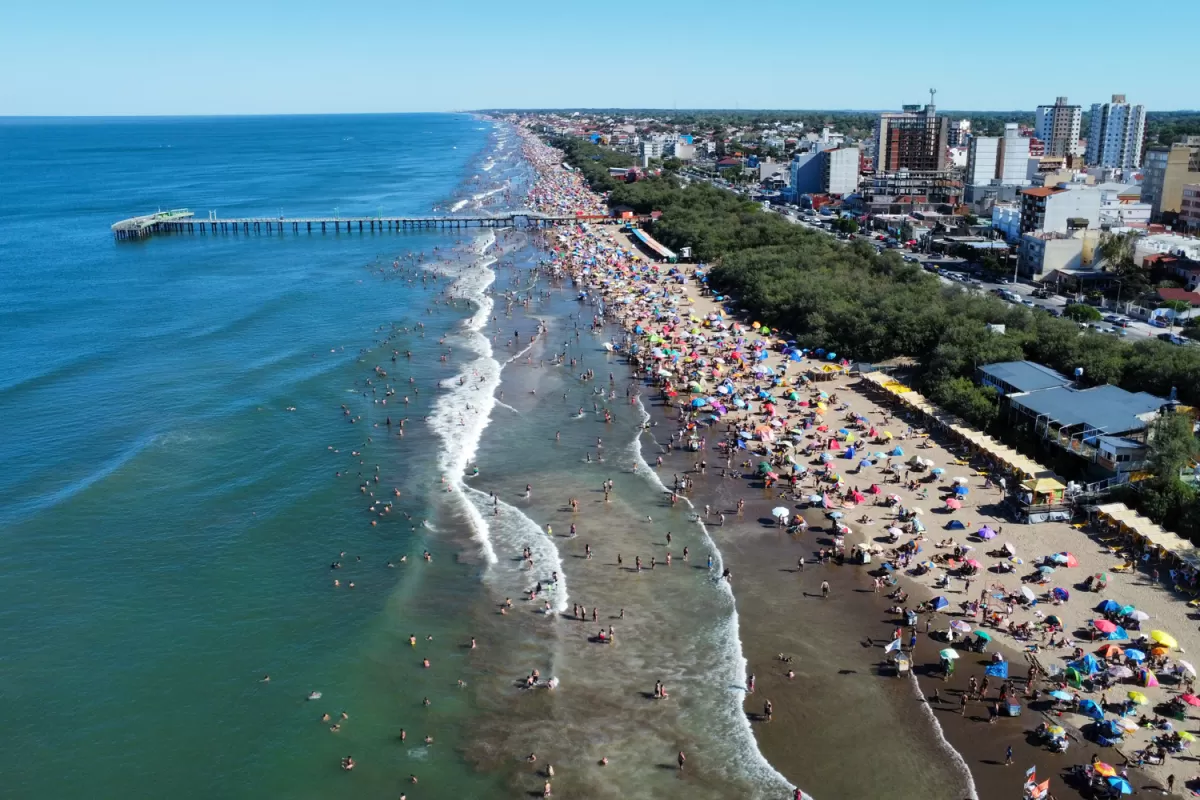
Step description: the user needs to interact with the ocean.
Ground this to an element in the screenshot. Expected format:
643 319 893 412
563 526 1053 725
0 114 792 799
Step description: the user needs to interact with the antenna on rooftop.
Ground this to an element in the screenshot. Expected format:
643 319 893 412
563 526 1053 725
929 88 937 109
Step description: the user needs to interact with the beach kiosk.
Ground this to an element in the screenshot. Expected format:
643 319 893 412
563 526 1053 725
1011 473 1071 524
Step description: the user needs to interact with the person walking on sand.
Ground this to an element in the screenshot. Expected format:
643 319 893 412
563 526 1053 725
1005 745 1013 766
821 580 830 598
677 751 686 771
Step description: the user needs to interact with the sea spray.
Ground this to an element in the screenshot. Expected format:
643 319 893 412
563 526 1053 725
427 231 568 612
631 397 805 800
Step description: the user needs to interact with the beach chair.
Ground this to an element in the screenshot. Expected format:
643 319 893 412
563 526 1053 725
1111 563 1133 573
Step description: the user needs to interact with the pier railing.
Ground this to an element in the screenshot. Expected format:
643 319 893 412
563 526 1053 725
111 209 610 240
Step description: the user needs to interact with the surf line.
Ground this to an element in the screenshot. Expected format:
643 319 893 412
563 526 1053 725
630 397 806 800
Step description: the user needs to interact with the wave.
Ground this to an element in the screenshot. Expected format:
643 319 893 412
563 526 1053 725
426 231 567 613
450 198 470 213
906 672 979 799
631 398 802 799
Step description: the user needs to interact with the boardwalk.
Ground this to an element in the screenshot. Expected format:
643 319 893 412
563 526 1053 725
111 209 608 240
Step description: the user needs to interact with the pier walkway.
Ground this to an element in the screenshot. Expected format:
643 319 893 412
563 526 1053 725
111 209 607 240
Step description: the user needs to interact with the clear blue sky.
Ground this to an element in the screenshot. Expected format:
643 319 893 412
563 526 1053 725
2 0 1197 116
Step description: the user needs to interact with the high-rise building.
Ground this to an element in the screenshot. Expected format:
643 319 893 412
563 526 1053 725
1086 95 1146 169
1142 143 1200 220
874 103 949 173
1035 97 1082 157
948 119 972 147
965 124 1030 197
965 137 999 187
788 146 860 197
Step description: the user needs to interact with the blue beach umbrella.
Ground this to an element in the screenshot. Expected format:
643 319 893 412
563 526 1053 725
1097 599 1122 613
1078 698 1104 720
985 661 1009 679
1124 648 1147 662
859 459 873 469
1108 627 1129 640
890 447 904 457
1049 690 1073 701
827 511 844 519
1107 777 1133 795
807 494 823 504
931 467 945 475
954 485 969 496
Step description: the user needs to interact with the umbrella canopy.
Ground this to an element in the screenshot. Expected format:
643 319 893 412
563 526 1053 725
974 630 992 641
886 526 904 537
953 485 969 496
1093 619 1118 634
939 648 960 660
1020 586 1036 602
1093 762 1117 778
826 510 844 519
1127 690 1149 705
772 506 790 518
953 476 969 485
1057 552 1079 568
1180 694 1200 707
965 558 982 568
945 498 962 510
931 467 945 475
1127 609 1150 622
949 620 972 633
1046 615 1063 626
1107 777 1133 795
977 525 995 538
1049 689 1073 701
931 596 950 611
1052 587 1070 601
1150 630 1178 649
1096 644 1124 659
1108 665 1134 679
1096 599 1121 614
1124 648 1147 662
1180 660 1197 677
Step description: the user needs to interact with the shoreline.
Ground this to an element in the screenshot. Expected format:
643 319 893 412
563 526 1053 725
511 125 1193 799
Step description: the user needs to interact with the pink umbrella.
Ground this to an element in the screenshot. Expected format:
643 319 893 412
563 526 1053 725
1093 619 1118 634
965 559 982 568
946 498 963 510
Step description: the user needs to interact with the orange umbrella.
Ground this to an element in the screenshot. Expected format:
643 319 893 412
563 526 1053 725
1096 644 1124 659
1093 762 1117 778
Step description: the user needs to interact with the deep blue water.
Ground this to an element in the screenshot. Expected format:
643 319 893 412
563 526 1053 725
0 114 509 799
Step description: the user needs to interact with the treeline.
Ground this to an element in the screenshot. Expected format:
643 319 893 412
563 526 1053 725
605 175 1200 537
551 136 634 194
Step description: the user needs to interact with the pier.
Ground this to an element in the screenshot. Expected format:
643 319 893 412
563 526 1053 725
111 209 609 240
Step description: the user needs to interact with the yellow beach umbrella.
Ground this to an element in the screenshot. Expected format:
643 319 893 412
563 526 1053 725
1093 762 1117 777
1128 691 1149 705
1150 630 1178 649
1047 725 1065 736
1180 731 1196 743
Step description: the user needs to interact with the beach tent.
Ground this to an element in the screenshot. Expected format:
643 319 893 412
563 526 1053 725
931 596 950 611
985 661 1009 679
890 447 904 457
1070 653 1101 674
1107 627 1129 640
1078 698 1104 720
946 519 966 530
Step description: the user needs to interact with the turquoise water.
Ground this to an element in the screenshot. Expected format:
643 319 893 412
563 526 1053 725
0 115 802 800
0 114 512 798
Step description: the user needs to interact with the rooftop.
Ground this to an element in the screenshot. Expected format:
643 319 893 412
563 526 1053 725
1156 288 1200 306
1009 384 1166 436
979 361 1072 394
1021 186 1067 198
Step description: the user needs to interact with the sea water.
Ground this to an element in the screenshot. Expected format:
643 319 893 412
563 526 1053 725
0 114 794 800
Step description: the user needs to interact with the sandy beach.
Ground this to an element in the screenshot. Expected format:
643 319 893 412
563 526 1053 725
517 123 1200 799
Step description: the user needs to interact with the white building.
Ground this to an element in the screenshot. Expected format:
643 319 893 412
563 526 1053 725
992 203 1022 242
1094 183 1151 228
826 147 859 195
1086 95 1146 169
966 137 999 186
998 124 1030 185
1019 184 1102 235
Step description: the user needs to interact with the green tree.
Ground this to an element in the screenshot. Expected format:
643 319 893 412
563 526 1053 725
1159 299 1193 332
899 222 914 242
1064 304 1102 322
661 158 683 173
1146 411 1200 480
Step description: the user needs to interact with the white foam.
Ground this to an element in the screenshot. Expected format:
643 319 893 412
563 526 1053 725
450 198 470 213
630 399 804 799
426 230 567 612
906 672 980 799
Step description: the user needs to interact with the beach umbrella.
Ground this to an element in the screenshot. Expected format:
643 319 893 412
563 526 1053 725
1127 609 1150 622
1108 626 1129 640
931 467 945 476
1078 698 1104 719
886 526 904 537
1150 630 1178 648
1052 587 1070 601
1003 542 1016 555
1180 660 1197 677
1142 669 1160 688
1114 717 1139 733
1107 777 1133 795
1037 565 1056 575
931 596 950 611
973 630 992 641
1057 552 1079 568
1128 690 1149 705
953 476 969 486
1096 599 1122 613
1009 556 1024 565
1093 762 1117 778
772 506 790 519
977 526 995 539
939 648 960 660
953 485 969 496
945 498 962 510
1093 619 1118 634
826 510 844 519
1047 725 1066 736
1180 694 1200 707
949 620 972 634
1180 731 1197 743
1108 665 1134 679
1049 689 1073 701
890 446 904 457
1124 648 1147 662
1046 615 1063 627
807 494 823 504
911 507 924 515
965 559 982 568
1020 586 1036 602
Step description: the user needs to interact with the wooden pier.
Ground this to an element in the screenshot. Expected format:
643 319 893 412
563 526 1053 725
111 209 608 240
